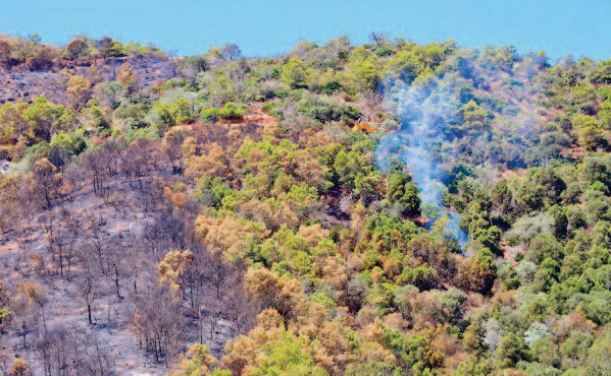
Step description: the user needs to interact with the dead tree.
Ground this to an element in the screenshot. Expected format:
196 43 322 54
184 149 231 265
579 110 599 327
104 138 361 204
36 324 114 376
105 240 125 300
31 158 63 209
86 213 108 275
12 281 48 350
78 272 100 325
131 281 183 364
43 215 74 279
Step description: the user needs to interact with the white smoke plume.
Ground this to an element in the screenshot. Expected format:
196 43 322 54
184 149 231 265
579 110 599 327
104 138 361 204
377 75 468 247
376 50 549 249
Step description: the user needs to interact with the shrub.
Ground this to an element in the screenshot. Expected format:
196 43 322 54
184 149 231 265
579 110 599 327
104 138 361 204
201 102 245 121
296 95 361 124
280 58 312 89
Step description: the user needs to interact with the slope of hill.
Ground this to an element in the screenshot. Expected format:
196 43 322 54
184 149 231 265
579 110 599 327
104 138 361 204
0 54 179 105
0 34 609 376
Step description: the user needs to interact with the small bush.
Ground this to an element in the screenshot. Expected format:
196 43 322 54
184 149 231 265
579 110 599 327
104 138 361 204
201 102 245 121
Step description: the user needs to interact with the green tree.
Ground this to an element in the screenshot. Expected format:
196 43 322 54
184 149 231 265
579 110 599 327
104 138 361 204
250 334 328 376
385 48 428 83
584 327 611 375
459 100 490 136
573 114 606 151
454 356 492 376
495 333 528 369
281 58 311 89
583 156 611 191
23 96 76 143
387 172 421 218
346 47 380 94
590 59 611 85
599 100 611 129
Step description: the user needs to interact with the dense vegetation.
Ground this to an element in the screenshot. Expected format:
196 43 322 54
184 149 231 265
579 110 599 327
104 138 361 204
0 34 609 375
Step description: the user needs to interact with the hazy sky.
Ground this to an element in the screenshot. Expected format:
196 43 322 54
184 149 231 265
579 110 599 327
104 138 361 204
1 0 609 60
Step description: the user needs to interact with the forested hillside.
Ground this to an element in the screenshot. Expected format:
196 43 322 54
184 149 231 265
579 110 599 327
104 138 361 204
0 34 609 375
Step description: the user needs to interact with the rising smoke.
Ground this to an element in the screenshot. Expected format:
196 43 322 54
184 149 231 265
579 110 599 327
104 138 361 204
377 75 468 247
376 50 547 249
